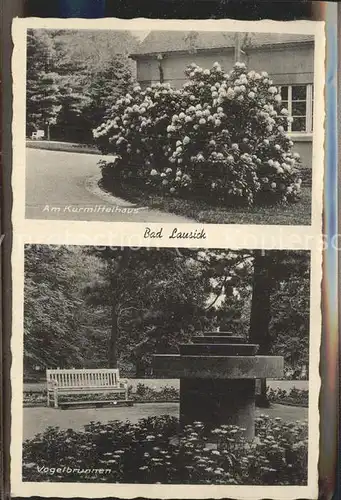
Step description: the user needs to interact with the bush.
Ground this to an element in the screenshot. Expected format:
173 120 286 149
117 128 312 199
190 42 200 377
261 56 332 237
23 415 307 484
267 387 308 407
94 62 303 207
23 384 180 406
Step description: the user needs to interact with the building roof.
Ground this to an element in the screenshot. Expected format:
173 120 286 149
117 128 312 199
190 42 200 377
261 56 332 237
130 31 314 57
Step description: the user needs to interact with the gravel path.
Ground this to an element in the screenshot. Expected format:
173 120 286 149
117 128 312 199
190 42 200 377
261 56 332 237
25 148 193 222
23 402 308 441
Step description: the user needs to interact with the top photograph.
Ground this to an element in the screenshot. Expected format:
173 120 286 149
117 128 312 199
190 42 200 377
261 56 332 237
24 26 321 225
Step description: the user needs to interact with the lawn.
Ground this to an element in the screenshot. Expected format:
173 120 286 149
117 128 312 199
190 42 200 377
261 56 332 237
101 180 312 225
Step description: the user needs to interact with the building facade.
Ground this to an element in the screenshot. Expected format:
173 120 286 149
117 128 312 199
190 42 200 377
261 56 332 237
130 32 315 169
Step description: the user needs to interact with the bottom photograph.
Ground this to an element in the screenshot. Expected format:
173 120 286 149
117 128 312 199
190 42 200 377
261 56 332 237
23 245 310 486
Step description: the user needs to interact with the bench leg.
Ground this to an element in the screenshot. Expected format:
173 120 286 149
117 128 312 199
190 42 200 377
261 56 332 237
54 389 58 409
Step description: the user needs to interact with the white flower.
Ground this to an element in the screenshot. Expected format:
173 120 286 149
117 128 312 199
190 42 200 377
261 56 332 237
237 95 244 102
271 182 277 188
204 69 210 76
166 167 172 174
287 186 293 193
274 94 282 102
268 159 274 167
231 143 239 151
226 88 235 99
294 152 300 159
268 86 277 94
248 91 255 99
261 71 269 77
183 136 190 145
275 144 281 151
170 187 175 193
162 179 168 186
150 169 158 176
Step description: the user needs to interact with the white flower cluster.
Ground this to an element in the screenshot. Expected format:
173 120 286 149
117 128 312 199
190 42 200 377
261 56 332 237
93 61 301 204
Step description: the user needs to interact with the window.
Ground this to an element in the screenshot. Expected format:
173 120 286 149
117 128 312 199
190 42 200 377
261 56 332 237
280 84 313 134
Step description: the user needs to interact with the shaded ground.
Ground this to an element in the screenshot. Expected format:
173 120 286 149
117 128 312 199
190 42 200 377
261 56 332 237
102 180 312 225
23 402 308 441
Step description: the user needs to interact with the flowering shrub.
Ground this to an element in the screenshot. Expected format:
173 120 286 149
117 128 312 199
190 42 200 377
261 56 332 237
267 387 308 407
23 415 307 484
94 62 302 206
23 384 180 406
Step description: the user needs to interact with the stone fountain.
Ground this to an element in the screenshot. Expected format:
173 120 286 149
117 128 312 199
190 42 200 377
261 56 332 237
153 331 283 439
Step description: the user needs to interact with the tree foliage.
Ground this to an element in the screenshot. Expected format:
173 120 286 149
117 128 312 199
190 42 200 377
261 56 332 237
26 29 137 140
24 246 310 378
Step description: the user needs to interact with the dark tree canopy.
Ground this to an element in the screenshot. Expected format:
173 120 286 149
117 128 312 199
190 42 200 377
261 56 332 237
24 246 310 378
26 29 138 141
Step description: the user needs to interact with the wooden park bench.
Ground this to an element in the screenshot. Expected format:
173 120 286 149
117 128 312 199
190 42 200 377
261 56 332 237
46 368 132 409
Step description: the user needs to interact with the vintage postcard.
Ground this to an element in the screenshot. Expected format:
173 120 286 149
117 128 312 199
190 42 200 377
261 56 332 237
12 18 324 226
10 17 325 500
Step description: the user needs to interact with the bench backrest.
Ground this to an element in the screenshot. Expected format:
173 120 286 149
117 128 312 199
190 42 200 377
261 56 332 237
46 368 120 388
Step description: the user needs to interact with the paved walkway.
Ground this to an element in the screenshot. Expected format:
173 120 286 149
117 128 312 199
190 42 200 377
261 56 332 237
25 148 193 222
23 402 308 441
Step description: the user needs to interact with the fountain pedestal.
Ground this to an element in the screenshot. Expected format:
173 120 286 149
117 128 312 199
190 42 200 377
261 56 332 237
153 332 283 439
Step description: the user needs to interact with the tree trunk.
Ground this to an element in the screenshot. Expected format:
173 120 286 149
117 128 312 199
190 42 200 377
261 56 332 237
108 248 130 369
249 251 273 408
108 304 118 368
47 123 51 141
135 359 147 378
249 251 272 351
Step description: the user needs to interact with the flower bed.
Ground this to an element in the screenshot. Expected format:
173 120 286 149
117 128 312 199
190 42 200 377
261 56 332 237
94 62 303 209
24 384 308 407
23 415 308 484
23 384 180 407
267 387 308 407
